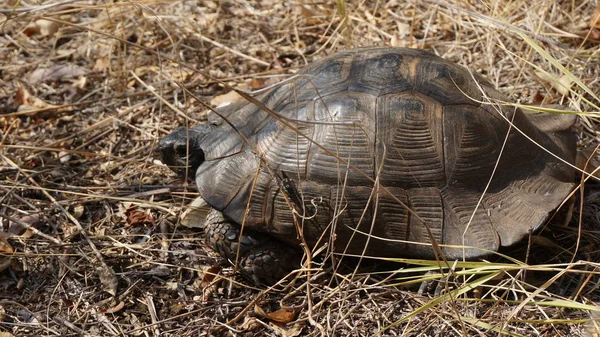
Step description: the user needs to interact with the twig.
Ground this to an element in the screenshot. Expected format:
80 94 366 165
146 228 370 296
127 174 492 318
0 0 81 14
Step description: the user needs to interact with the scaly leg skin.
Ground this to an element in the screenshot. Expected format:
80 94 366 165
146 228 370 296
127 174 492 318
417 270 455 296
203 209 299 285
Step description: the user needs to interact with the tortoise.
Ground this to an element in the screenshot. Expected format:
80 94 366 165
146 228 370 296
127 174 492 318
159 47 576 285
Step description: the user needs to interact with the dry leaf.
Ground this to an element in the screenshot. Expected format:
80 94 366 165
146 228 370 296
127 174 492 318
390 35 400 47
180 197 210 228
250 77 268 89
200 265 223 302
239 316 262 332
15 84 63 112
0 234 14 254
298 5 319 18
270 322 304 337
572 8 600 43
103 301 125 314
591 6 600 29
29 64 88 84
0 332 16 337
531 90 545 104
98 266 118 296
72 76 88 90
196 13 219 29
200 265 222 287
125 207 155 227
24 19 60 37
93 56 111 73
58 151 72 163
589 29 600 41
71 204 85 219
0 305 6 323
267 307 299 324
254 304 299 324
534 71 572 96
391 22 411 48
8 213 39 237
555 74 573 96
60 220 79 238
210 90 243 107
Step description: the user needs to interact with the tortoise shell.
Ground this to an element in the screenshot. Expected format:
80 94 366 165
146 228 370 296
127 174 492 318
191 47 576 259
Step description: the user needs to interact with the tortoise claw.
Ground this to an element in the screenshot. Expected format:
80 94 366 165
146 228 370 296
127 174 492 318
203 209 299 285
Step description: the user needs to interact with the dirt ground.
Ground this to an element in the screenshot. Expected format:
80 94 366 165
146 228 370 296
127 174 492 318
1 1 600 336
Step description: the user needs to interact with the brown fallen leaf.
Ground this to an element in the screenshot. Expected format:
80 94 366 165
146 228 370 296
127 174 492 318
531 90 546 105
591 6 600 29
15 84 62 111
103 301 125 314
254 304 299 324
0 234 13 254
24 19 60 37
93 55 111 73
210 90 243 107
250 77 268 89
589 28 600 41
200 265 222 288
125 207 155 227
199 265 223 302
569 7 600 43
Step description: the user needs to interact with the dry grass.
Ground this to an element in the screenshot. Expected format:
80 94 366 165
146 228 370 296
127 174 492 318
1 0 600 336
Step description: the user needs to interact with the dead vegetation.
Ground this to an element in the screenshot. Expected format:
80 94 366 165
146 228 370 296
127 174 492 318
1 0 600 336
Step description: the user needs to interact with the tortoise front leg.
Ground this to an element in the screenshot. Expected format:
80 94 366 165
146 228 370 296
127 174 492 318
203 209 299 285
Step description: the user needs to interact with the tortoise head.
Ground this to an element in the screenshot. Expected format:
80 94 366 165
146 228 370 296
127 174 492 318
158 124 214 177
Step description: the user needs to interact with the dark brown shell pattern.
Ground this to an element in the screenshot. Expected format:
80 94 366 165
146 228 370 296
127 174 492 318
196 47 576 259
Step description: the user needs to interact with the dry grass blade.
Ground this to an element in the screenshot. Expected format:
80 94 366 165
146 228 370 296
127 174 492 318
516 32 600 107
378 272 502 334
